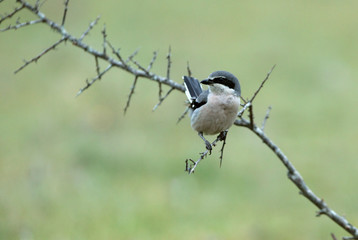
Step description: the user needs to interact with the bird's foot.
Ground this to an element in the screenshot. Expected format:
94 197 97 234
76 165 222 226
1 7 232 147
204 139 212 154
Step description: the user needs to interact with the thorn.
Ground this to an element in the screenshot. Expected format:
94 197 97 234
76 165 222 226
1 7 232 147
124 76 139 114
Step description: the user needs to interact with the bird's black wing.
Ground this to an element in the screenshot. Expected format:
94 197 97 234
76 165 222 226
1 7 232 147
183 76 202 100
183 76 208 110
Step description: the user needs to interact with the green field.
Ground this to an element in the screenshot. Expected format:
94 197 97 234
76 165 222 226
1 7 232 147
1 0 358 239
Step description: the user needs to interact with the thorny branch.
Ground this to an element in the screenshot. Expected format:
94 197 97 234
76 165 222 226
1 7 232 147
185 130 228 174
15 36 67 74
250 64 276 103
61 0 70 26
234 113 358 239
152 46 174 111
123 75 138 114
261 105 272 131
1 0 184 97
1 1 357 239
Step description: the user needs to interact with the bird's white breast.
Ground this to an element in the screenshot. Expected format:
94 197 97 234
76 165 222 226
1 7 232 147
191 89 240 135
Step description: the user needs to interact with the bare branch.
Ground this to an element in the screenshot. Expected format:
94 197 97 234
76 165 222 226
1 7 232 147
124 75 139 114
152 46 173 111
177 106 189 124
240 96 247 105
125 48 139 64
185 133 227 174
248 105 254 129
15 36 66 74
152 87 175 111
130 58 148 74
237 65 274 119
166 46 172 80
237 101 251 118
34 0 46 9
4 0 185 92
343 236 358 240
61 0 70 26
146 51 158 72
234 118 358 239
0 5 25 25
0 18 42 31
101 23 107 55
211 130 228 168
76 64 113 96
79 15 100 41
261 105 272 131
94 56 100 77
107 40 125 64
186 61 192 77
249 64 276 103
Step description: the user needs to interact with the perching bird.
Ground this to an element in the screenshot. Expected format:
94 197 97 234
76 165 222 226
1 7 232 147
183 71 241 151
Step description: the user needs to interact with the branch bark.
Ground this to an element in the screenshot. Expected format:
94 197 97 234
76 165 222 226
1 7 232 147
235 117 358 239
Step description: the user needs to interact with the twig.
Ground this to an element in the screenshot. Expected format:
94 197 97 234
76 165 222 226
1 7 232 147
101 24 107 55
107 40 125 64
240 96 247 105
123 75 139 114
14 36 66 74
177 106 190 124
0 5 25 25
234 117 358 239
79 16 100 41
212 130 228 167
34 0 46 9
125 48 139 64
130 58 148 74
61 0 70 26
261 106 272 131
248 105 254 129
76 64 113 96
186 61 192 77
237 66 274 118
237 101 251 118
166 46 172 80
0 18 42 31
146 51 158 72
94 56 100 77
249 64 275 103
152 87 174 111
5 0 185 93
185 150 208 174
152 47 173 111
185 133 226 174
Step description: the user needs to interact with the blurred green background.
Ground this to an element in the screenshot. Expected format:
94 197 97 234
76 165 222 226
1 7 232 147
1 0 358 239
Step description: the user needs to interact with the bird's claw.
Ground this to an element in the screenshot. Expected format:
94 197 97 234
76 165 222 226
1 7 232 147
205 140 212 154
217 130 228 141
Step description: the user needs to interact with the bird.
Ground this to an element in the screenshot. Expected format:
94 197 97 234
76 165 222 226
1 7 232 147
183 71 241 152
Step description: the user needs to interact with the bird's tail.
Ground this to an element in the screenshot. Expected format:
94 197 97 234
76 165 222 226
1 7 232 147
183 76 202 103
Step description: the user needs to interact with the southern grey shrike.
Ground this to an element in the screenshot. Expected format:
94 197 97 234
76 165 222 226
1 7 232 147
183 71 241 151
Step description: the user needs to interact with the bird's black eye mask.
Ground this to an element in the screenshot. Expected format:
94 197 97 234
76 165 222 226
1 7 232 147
210 76 235 90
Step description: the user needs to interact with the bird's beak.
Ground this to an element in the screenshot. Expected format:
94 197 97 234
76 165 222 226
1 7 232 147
200 78 214 85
